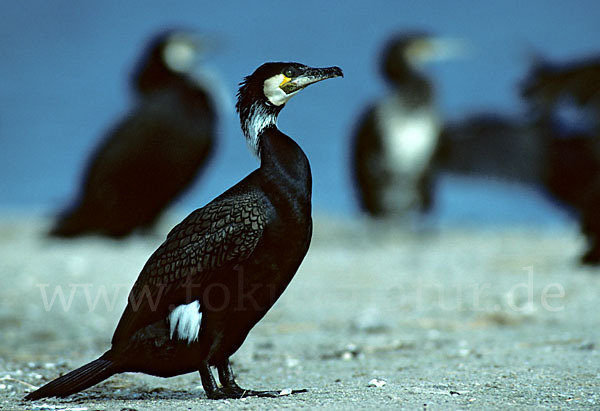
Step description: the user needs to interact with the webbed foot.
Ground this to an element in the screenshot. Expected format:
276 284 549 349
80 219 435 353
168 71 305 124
200 358 307 400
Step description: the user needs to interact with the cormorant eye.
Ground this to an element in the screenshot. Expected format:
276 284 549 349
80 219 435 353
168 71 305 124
284 68 294 78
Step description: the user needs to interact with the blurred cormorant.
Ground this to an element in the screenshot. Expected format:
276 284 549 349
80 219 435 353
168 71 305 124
25 62 342 400
50 30 217 238
522 55 600 264
352 33 459 218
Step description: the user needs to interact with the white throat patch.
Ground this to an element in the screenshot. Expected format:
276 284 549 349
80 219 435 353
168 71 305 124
168 300 202 344
163 39 196 73
375 95 440 173
242 103 278 157
263 74 299 106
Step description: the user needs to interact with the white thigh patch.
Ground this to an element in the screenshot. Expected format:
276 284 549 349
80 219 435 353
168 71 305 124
168 301 202 344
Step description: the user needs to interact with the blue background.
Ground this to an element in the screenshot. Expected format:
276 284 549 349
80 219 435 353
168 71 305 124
1 1 599 225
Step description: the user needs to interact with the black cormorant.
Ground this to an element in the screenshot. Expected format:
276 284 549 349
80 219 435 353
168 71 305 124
522 55 600 264
352 33 459 218
50 30 218 238
25 62 342 400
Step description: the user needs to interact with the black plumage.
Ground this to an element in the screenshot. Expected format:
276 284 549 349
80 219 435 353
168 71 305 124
25 62 342 400
522 56 600 109
352 33 449 218
522 55 600 264
437 113 546 185
581 179 600 264
50 30 217 238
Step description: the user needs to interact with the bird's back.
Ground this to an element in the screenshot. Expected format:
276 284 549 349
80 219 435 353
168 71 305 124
111 171 268 344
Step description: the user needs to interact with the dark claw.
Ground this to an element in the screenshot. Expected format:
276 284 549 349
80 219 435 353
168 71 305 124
205 388 234 400
205 360 308 399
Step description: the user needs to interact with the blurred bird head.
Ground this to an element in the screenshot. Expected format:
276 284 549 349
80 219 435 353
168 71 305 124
382 32 467 83
133 29 213 94
161 31 205 73
520 58 560 110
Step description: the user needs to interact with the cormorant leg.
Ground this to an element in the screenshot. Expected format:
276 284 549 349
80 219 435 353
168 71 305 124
216 359 245 395
198 360 226 400
216 359 308 398
418 168 435 213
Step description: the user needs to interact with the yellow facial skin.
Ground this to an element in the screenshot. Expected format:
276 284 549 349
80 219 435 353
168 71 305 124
280 75 292 87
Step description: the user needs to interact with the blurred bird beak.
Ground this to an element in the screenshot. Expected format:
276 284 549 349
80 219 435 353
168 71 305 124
163 31 225 76
409 37 470 64
429 37 470 60
170 32 220 53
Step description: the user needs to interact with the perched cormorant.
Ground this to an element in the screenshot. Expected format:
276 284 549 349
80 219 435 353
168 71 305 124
50 30 218 238
522 55 600 264
352 33 459 218
25 62 342 400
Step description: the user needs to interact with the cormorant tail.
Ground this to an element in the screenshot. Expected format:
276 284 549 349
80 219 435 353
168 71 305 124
24 357 118 400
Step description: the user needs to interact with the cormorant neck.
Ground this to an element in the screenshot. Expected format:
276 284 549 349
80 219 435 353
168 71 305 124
134 62 193 96
239 101 283 158
388 61 422 86
259 127 309 170
389 65 432 107
257 127 312 213
236 91 311 215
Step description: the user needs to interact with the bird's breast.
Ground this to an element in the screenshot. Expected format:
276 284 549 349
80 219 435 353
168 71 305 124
375 97 441 174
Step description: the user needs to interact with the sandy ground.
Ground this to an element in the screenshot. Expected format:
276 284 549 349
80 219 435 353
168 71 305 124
0 214 599 410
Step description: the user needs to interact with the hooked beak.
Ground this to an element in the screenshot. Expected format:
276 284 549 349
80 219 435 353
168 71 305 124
281 66 344 94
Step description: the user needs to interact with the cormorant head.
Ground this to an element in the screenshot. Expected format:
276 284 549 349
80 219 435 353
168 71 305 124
133 29 208 94
382 32 464 84
236 62 343 156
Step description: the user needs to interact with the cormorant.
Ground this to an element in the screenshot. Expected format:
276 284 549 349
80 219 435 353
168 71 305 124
50 30 218 238
352 32 459 218
25 62 342 400
522 55 600 264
